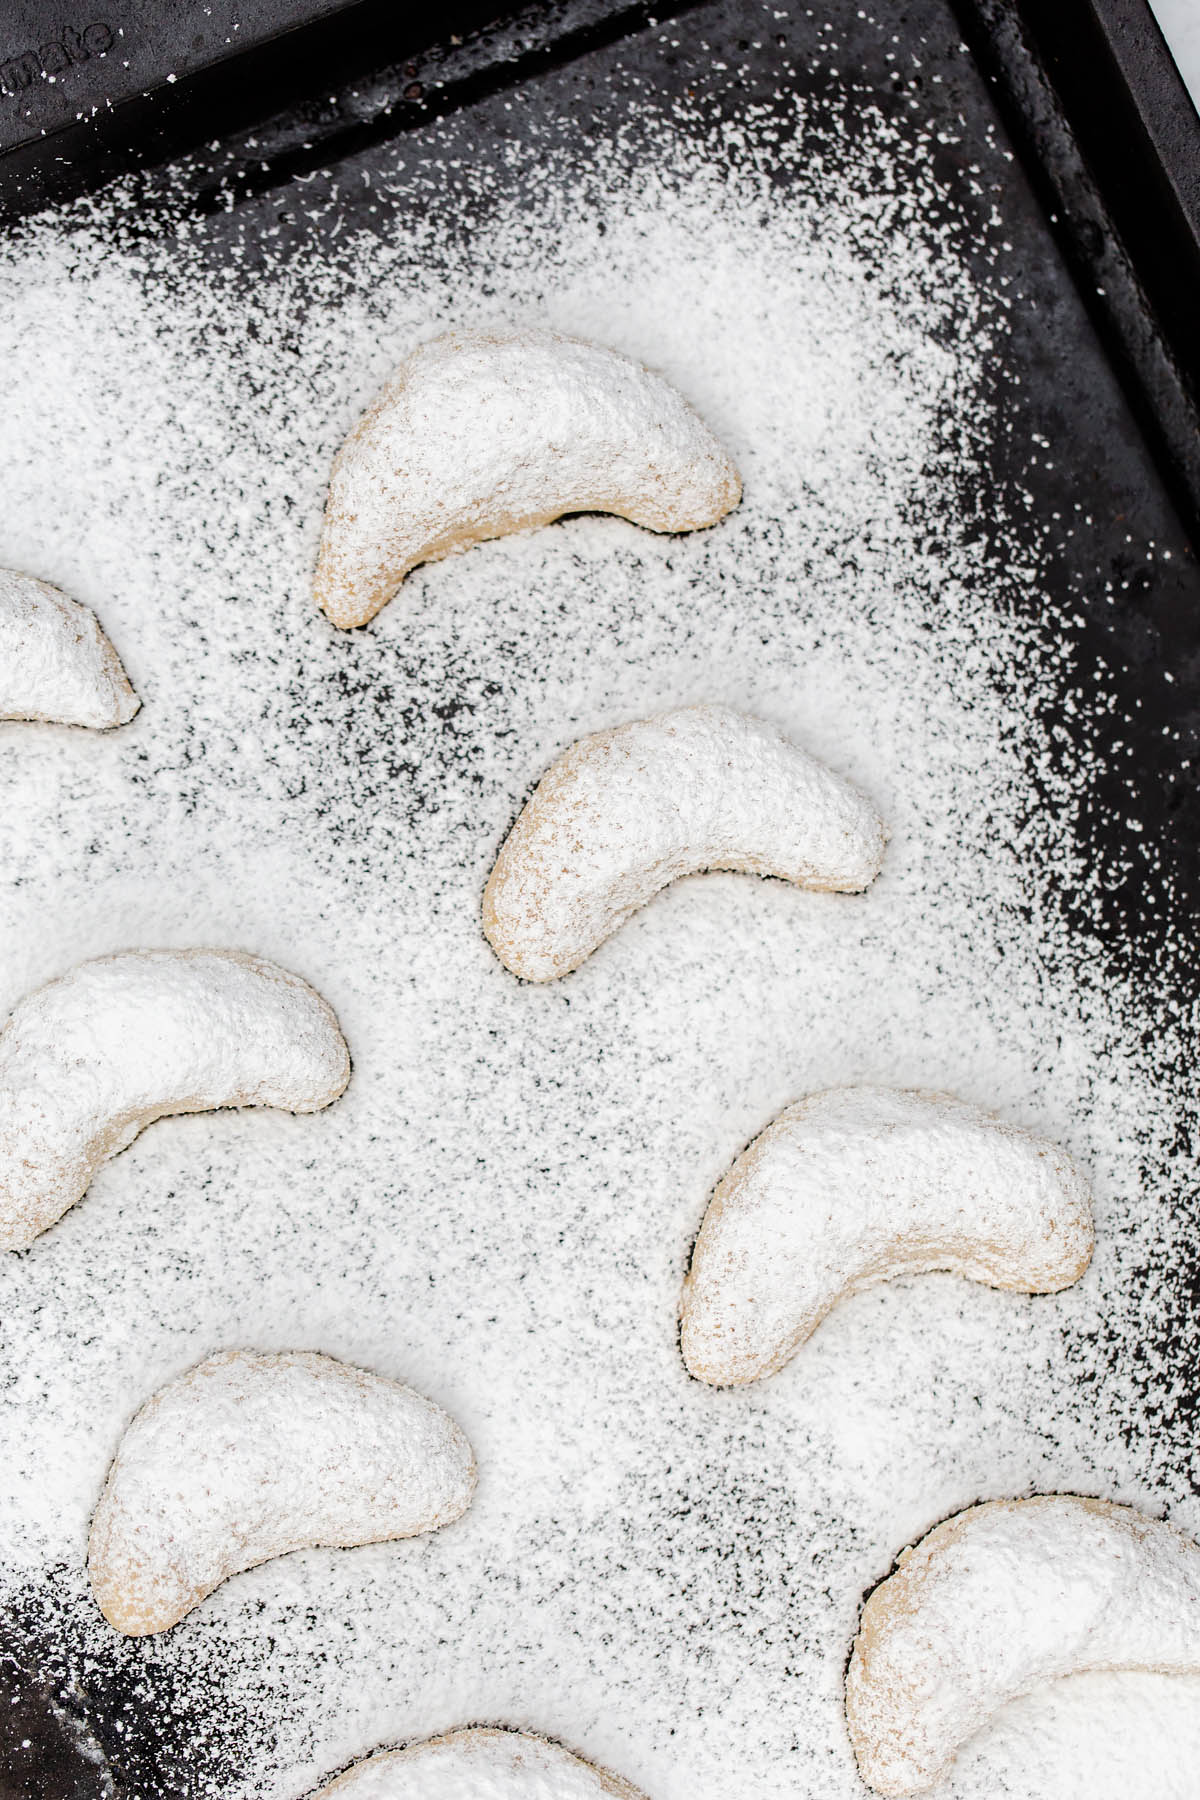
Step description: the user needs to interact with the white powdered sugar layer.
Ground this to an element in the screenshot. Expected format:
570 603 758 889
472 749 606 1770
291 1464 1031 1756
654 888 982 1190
483 705 887 981
88 1350 477 1636
314 1728 645 1799
316 328 741 628
847 1497 1200 1795
0 566 139 728
0 949 350 1249
0 26 1194 1800
680 1087 1094 1386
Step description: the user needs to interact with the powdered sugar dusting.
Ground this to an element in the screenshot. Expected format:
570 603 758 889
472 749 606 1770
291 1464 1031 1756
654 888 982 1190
0 11 1195 1799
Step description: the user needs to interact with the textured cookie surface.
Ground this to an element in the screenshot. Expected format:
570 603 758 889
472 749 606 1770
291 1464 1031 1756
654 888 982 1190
311 1729 647 1798
0 567 139 728
846 1495 1200 1795
0 949 350 1249
483 704 887 981
88 1350 476 1635
680 1086 1093 1385
315 327 741 627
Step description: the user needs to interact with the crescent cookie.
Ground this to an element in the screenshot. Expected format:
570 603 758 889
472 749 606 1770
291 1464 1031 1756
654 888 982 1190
847 1495 1200 1794
314 327 741 628
0 567 139 728
308 1729 648 1798
483 704 887 981
0 949 350 1250
89 1350 477 1635
680 1087 1093 1384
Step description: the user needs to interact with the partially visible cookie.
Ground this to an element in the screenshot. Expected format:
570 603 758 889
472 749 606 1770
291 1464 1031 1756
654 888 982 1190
310 1728 647 1798
0 568 139 728
847 1495 1200 1795
89 1351 476 1635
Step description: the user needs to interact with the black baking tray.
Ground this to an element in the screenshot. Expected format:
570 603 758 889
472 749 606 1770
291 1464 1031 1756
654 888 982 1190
2 2 1199 1795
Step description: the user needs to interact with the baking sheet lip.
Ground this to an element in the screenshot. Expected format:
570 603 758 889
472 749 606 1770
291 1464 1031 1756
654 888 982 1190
185 0 712 218
1087 0 1200 230
950 0 1200 556
0 0 362 158
0 0 519 226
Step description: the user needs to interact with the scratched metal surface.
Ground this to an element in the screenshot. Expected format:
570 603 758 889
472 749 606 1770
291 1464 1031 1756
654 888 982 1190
0 3 351 151
1 2 1198 1794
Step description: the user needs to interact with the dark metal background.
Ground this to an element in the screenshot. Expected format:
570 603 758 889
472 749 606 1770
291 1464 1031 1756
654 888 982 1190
1 2 1197 1794
952 0 1200 586
0 1 513 201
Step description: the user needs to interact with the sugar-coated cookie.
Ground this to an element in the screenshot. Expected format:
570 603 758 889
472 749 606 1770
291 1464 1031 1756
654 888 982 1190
846 1495 1200 1795
309 1728 647 1798
314 328 741 628
483 704 886 981
89 1350 476 1635
681 1086 1092 1385
0 949 350 1250
0 567 139 728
